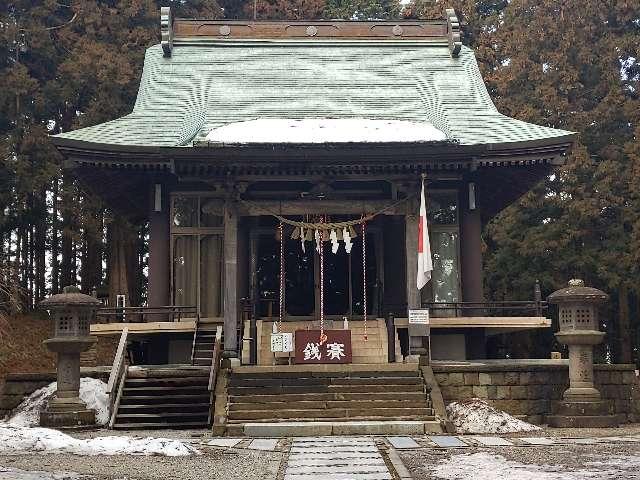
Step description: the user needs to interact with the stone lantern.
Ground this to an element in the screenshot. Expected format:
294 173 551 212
546 279 617 427
39 286 99 428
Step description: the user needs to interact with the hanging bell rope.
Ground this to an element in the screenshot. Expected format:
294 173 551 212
362 219 368 341
278 221 285 333
318 216 328 346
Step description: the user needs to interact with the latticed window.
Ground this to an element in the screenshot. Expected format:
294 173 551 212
171 194 224 319
420 191 461 317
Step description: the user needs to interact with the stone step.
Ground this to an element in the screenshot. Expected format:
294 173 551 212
120 394 210 404
229 415 436 425
116 412 209 420
238 370 415 380
232 364 419 376
125 377 208 387
112 421 208 430
229 391 428 404
228 384 424 396
126 367 209 379
228 377 422 387
229 399 430 411
240 420 442 436
118 402 210 413
123 385 208 393
228 407 434 421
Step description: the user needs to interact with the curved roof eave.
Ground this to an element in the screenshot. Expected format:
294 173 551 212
52 41 577 156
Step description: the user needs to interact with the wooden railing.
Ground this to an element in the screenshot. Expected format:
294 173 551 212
190 314 201 365
421 300 548 317
106 327 128 428
207 325 223 426
96 305 198 324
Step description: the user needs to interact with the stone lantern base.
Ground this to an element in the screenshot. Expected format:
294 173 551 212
545 329 619 428
546 399 619 428
40 396 96 429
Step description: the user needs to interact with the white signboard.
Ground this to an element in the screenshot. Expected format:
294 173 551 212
271 333 294 353
409 309 430 325
281 333 294 353
270 333 283 352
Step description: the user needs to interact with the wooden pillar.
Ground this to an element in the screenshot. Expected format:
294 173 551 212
249 233 258 364
406 203 427 356
405 207 420 312
460 183 486 358
147 185 170 309
223 200 239 358
460 212 483 304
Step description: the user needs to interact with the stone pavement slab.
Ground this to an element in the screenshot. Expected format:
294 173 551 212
387 436 420 449
248 438 279 451
288 457 386 467
288 452 383 460
519 437 555 446
285 474 392 480
474 436 514 446
291 445 379 453
565 437 601 445
206 438 243 448
285 437 392 480
428 436 468 448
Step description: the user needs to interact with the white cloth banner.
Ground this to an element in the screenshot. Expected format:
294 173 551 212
417 180 433 290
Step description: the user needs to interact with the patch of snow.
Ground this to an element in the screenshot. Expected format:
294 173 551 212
446 398 542 434
204 118 447 144
0 424 199 456
6 378 109 427
432 452 640 480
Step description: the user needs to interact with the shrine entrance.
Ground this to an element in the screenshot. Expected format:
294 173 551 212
252 216 382 321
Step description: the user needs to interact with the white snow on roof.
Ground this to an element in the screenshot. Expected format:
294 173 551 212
0 424 198 456
447 398 541 434
5 378 109 427
204 118 447 144
432 452 640 480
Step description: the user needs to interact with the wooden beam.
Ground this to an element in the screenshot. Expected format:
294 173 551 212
173 19 448 40
237 199 408 216
91 321 196 335
394 316 551 329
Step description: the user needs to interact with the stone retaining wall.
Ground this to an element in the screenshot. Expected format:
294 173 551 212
0 368 110 419
432 360 640 424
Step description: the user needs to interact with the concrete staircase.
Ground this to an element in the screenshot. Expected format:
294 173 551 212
112 366 211 429
223 364 442 436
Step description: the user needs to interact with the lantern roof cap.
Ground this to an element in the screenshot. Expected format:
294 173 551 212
40 286 101 308
547 279 608 305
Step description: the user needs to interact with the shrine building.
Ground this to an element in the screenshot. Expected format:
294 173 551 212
52 10 574 369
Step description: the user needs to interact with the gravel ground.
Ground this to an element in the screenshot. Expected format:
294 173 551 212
0 448 282 480
539 423 640 438
399 443 640 480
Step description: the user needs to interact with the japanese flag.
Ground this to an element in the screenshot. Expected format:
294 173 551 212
417 179 433 290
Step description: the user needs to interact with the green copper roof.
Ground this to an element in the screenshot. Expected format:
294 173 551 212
53 41 573 148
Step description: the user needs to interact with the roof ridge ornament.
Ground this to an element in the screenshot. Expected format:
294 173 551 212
161 7 173 57
446 8 461 58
